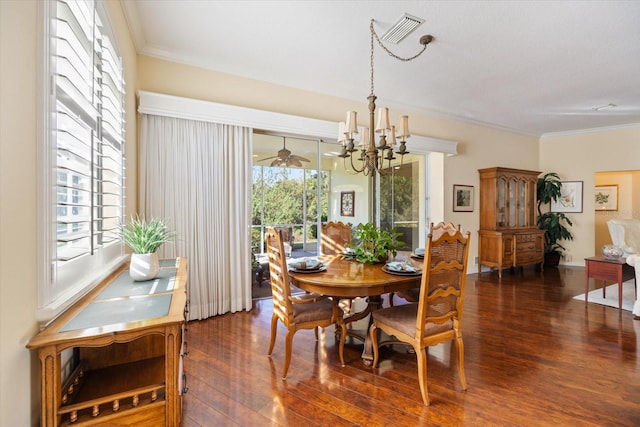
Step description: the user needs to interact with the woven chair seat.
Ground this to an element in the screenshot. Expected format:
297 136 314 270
372 303 452 338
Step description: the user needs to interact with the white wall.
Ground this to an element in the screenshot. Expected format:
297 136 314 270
4 1 639 424
329 170 369 226
1 2 39 424
594 170 640 253
540 126 640 265
137 55 541 273
0 1 138 425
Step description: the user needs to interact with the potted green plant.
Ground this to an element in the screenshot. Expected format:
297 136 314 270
352 222 404 264
120 215 176 281
536 172 573 267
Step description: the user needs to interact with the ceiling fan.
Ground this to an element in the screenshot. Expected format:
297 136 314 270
258 137 310 167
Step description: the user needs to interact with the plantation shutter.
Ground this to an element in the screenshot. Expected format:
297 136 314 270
54 0 124 262
39 0 126 320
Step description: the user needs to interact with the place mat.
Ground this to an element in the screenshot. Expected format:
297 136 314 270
96 267 177 300
60 294 173 332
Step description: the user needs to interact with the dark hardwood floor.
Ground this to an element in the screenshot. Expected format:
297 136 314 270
182 266 640 426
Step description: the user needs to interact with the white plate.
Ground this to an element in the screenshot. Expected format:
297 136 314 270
382 266 422 276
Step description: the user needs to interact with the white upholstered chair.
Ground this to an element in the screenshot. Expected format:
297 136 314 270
607 219 640 257
607 219 640 318
626 253 640 319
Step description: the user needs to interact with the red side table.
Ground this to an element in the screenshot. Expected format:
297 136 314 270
584 256 636 312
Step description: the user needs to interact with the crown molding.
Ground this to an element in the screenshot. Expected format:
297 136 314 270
541 122 640 138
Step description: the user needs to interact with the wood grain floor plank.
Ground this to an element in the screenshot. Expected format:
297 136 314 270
182 266 640 426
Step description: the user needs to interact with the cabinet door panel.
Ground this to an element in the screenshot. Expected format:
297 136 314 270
497 178 506 228
508 178 517 227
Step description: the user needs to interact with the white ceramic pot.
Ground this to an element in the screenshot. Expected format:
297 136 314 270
129 252 160 281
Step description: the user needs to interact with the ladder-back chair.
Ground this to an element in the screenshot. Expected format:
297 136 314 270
320 221 352 255
369 222 471 405
265 227 338 379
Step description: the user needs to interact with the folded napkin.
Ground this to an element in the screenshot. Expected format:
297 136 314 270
386 261 417 272
289 258 321 270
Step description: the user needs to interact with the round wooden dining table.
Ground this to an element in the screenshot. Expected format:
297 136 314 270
288 253 423 365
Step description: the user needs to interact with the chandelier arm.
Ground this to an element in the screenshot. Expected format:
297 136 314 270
349 151 365 173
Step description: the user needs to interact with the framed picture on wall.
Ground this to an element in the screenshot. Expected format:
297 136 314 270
595 185 618 211
340 191 355 217
453 185 474 212
551 181 583 213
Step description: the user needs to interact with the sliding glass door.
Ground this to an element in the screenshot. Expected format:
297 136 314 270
380 160 422 251
252 133 427 256
252 135 328 255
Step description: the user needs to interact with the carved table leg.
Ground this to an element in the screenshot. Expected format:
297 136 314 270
359 295 384 366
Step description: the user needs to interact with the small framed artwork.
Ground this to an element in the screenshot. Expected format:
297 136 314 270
453 185 474 212
551 181 583 213
340 191 355 217
595 185 618 211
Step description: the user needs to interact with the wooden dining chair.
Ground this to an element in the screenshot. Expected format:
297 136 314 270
369 222 471 405
392 222 460 304
265 227 338 379
320 221 352 255
320 221 360 319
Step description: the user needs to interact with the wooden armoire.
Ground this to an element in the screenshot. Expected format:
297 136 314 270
478 167 544 278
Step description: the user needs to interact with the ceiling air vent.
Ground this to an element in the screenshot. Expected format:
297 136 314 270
381 13 425 44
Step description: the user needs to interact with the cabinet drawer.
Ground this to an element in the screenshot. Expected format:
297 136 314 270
516 241 538 253
516 233 542 252
516 252 542 265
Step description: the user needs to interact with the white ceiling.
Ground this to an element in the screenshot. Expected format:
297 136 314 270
122 0 640 136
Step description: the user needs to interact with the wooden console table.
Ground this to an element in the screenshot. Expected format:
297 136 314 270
27 257 188 426
584 256 635 312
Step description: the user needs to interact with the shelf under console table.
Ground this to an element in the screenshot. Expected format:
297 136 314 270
27 257 188 427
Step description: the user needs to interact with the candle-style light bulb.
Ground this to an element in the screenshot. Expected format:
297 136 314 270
345 111 358 137
398 115 410 139
358 127 369 148
388 125 397 147
338 122 346 145
375 107 390 134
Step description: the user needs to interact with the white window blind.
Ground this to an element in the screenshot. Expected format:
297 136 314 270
38 0 126 322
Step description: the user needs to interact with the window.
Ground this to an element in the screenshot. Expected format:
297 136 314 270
251 134 329 254
380 160 422 250
38 0 126 322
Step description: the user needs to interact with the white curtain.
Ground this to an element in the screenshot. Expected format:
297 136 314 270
139 114 253 319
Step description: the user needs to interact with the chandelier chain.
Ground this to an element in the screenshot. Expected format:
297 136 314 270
339 19 433 181
370 20 375 96
369 19 429 96
370 19 429 63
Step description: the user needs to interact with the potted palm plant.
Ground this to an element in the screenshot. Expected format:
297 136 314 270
353 222 403 264
120 215 176 281
536 172 573 267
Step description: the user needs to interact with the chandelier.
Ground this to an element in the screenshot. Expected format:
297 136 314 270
337 18 433 176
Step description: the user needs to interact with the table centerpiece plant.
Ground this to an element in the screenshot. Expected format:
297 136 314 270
120 215 176 281
352 222 404 264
